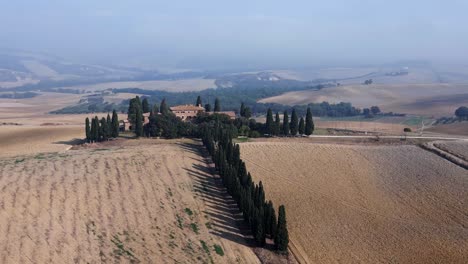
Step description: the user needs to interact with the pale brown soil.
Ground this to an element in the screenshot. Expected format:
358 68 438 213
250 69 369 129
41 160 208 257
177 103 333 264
427 122 468 136
433 140 468 161
0 139 260 263
0 126 84 157
259 83 468 117
240 141 468 264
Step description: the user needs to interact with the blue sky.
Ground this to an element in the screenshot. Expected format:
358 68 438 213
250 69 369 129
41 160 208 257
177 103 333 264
1 0 467 69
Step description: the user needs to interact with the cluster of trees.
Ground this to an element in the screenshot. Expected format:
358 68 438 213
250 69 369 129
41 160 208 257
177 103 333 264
201 123 289 252
455 106 468 120
85 110 119 142
363 79 373 85
363 106 381 118
265 107 314 136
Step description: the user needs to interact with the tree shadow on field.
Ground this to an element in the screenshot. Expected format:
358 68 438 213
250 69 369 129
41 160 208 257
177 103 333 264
53 138 85 145
182 143 256 247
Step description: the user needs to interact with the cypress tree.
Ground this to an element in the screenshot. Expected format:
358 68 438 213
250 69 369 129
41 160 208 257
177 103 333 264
266 108 274 135
275 205 289 252
240 102 246 117
85 117 91 142
243 107 252 118
93 117 99 142
160 98 169 115
255 207 266 246
152 104 159 114
298 117 305 135
100 117 109 141
89 117 96 142
106 114 112 138
214 98 221 112
267 201 277 238
204 103 211 112
275 112 281 136
111 110 119 138
142 98 150 113
290 108 298 136
305 107 314 135
282 111 289 136
196 96 202 106
135 107 143 137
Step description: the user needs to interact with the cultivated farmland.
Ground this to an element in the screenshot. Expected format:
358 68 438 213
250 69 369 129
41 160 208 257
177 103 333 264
0 139 259 263
240 141 468 264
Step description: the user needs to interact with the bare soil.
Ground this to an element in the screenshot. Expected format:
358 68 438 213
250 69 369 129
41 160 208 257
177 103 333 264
0 139 260 263
433 140 468 161
240 141 468 264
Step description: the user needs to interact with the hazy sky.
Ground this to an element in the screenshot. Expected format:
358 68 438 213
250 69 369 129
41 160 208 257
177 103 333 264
1 0 467 69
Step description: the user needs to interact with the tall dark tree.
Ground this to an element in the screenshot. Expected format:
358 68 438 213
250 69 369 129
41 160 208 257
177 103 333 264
204 103 212 112
92 116 99 142
290 108 299 136
152 104 159 115
243 107 252 119
266 108 274 135
128 96 142 128
275 112 281 136
196 96 202 106
305 107 314 136
100 117 109 141
275 205 289 252
106 114 112 138
142 98 150 113
214 98 221 112
282 111 289 136
160 98 169 115
298 117 305 135
111 110 119 138
240 102 246 117
85 117 91 142
135 107 143 137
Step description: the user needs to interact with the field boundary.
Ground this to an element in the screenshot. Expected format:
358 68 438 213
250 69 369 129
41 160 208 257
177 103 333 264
420 142 468 170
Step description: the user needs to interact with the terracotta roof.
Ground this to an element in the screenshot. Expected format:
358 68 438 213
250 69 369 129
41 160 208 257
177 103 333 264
211 111 236 118
170 105 205 111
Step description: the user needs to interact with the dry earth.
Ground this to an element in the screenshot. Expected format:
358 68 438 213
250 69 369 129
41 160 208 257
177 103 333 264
433 140 468 161
427 122 468 136
240 141 468 264
259 83 468 117
0 139 260 263
0 126 83 157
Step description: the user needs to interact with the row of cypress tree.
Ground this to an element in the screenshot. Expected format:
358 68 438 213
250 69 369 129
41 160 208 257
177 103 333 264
265 107 314 136
85 110 119 142
201 123 289 252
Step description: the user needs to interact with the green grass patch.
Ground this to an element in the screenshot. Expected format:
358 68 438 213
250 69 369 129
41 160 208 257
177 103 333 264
200 240 210 254
176 214 183 229
213 244 224 256
234 137 250 143
190 223 199 234
184 208 193 216
15 158 25 164
34 153 46 160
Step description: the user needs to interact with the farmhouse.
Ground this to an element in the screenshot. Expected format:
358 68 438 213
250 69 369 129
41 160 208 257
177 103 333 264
170 104 205 121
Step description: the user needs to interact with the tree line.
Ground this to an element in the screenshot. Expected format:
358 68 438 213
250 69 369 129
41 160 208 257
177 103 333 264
200 122 289 252
85 110 119 142
265 107 314 136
